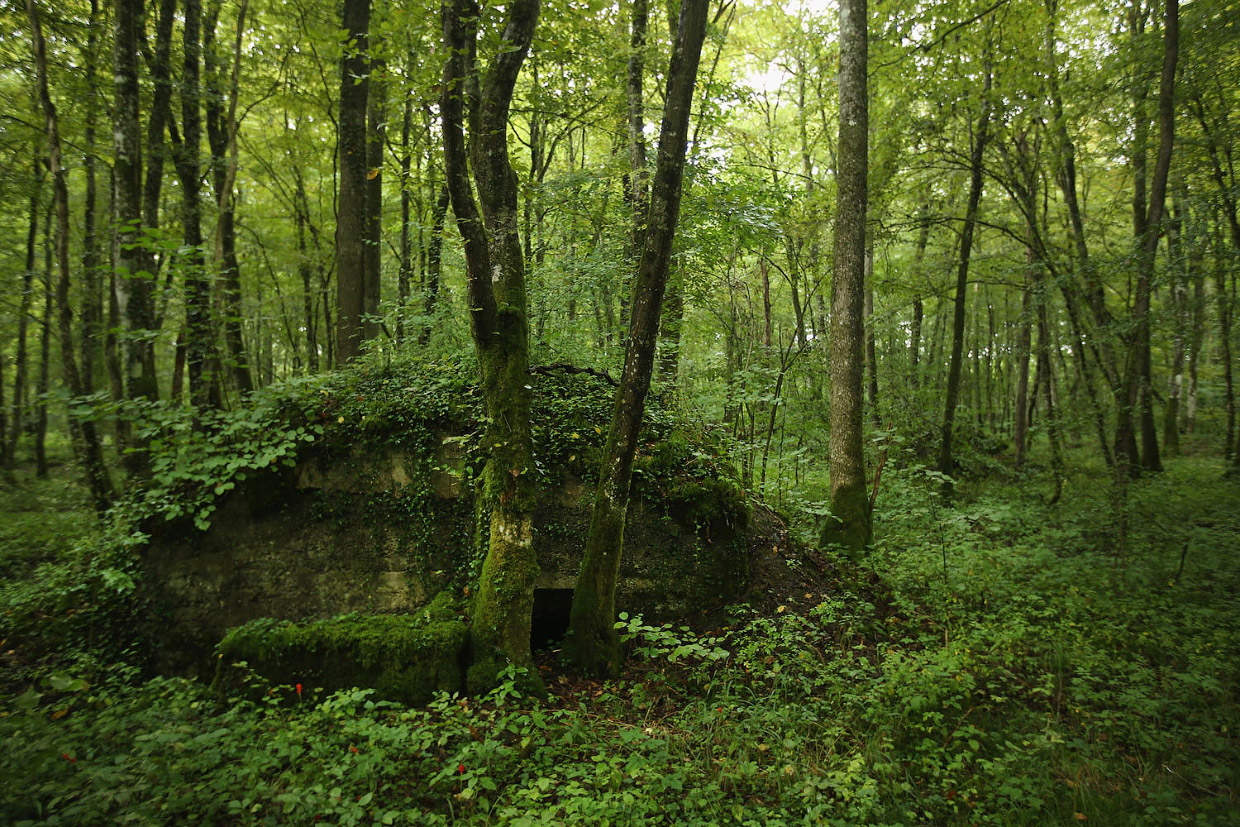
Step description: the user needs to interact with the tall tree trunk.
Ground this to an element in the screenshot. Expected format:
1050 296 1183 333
1013 281 1032 469
657 262 683 384
1116 0 1176 479
864 245 879 425
566 0 708 674
625 0 648 228
1216 221 1236 462
1163 192 1188 456
442 0 541 691
909 206 930 390
397 88 414 345
1185 255 1204 434
28 0 111 509
1036 280 1065 504
5 163 41 469
821 0 871 547
364 56 386 343
422 185 450 346
205 0 253 395
336 0 371 363
114 0 159 477
175 0 217 410
938 59 992 496
292 170 318 372
80 0 103 415
36 242 51 479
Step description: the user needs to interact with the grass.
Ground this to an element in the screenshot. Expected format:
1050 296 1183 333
0 446 1236 825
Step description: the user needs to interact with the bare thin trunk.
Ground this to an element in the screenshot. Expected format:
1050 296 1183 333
5 163 41 468
938 59 992 496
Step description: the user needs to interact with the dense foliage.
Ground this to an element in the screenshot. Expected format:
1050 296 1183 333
2 450 1237 824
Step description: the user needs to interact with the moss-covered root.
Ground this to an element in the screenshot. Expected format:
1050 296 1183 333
820 480 872 553
467 502 541 695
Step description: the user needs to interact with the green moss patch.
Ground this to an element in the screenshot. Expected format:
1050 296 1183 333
214 592 468 705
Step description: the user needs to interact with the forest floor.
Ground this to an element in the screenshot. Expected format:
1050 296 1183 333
1 446 1237 825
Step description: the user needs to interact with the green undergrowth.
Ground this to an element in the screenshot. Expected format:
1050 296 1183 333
2 446 1236 824
0 471 142 691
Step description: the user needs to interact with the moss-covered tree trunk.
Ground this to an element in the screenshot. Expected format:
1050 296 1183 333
821 0 872 549
565 0 709 676
442 0 541 691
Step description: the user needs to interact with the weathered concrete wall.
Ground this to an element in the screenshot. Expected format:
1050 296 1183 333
145 439 750 676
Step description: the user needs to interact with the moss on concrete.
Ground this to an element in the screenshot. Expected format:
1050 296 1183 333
214 592 467 705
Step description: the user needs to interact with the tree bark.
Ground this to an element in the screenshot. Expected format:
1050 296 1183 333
864 245 879 425
206 0 253 395
1215 221 1235 462
938 59 992 497
1013 280 1032 470
397 89 414 346
114 0 160 473
821 0 872 547
566 0 709 675
442 0 541 691
422 185 450 345
28 0 111 509
173 0 218 409
5 162 41 469
909 206 930 389
80 0 103 415
336 0 371 363
292 168 319 373
364 56 386 343
1116 0 1176 479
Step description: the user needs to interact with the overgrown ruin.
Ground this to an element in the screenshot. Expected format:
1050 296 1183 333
140 363 771 701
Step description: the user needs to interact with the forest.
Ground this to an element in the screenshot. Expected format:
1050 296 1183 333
0 0 1238 821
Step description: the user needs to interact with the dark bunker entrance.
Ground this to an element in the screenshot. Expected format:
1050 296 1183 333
531 588 573 651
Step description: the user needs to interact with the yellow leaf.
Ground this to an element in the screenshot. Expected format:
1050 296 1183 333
367 168 379 180
50 708 68 720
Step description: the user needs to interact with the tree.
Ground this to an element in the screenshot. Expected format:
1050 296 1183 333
1115 0 1178 480
566 0 711 675
26 0 111 510
937 45 992 499
821 0 871 547
113 0 160 412
336 0 372 364
441 0 541 689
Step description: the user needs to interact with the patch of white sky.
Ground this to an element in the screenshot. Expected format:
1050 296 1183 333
743 0 839 94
